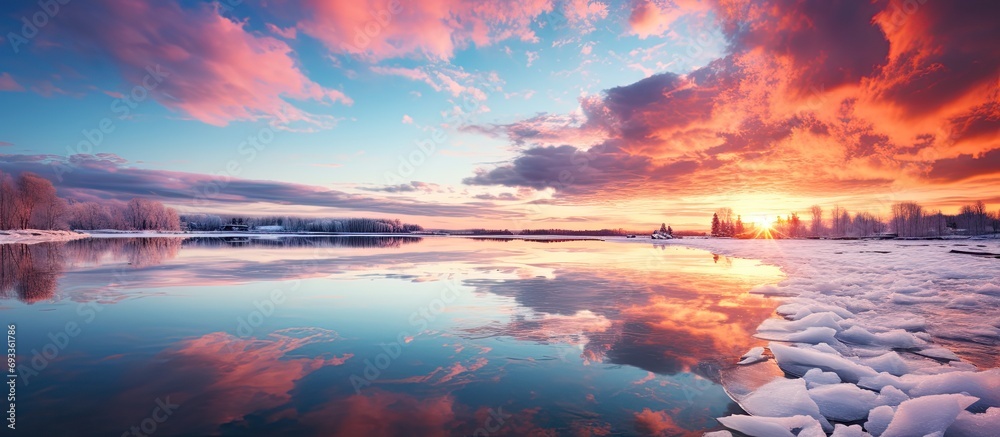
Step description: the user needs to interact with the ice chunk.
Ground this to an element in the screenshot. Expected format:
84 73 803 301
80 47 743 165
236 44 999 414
875 386 909 407
770 343 878 383
946 296 980 307
755 326 840 344
776 303 854 321
716 414 824 437
913 347 960 362
907 369 1000 409
803 368 841 388
808 383 878 422
776 303 806 318
858 372 908 392
865 405 894 437
837 326 923 348
860 352 909 376
946 407 1000 437
830 424 871 437
973 283 1000 296
880 394 979 437
702 431 733 437
808 342 841 354
738 378 832 431
759 311 844 332
738 347 767 365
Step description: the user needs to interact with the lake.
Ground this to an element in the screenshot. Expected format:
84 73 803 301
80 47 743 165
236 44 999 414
1 236 784 436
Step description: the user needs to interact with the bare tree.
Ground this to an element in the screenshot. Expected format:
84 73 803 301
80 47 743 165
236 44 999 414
715 207 735 236
0 172 16 229
124 198 180 231
891 201 924 237
957 200 989 235
809 205 823 236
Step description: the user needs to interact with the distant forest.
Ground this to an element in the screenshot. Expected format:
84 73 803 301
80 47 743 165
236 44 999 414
0 171 422 234
181 214 424 233
711 200 1000 238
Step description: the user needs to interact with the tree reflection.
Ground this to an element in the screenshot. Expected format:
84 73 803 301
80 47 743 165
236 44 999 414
0 243 64 303
62 237 183 267
180 236 423 249
0 236 425 303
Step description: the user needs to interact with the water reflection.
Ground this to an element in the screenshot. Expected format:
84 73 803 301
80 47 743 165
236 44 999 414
181 235 423 249
4 237 782 436
0 243 64 303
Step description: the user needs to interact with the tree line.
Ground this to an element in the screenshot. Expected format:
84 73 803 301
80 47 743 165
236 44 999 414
0 171 181 231
710 200 999 238
710 207 746 237
180 214 424 233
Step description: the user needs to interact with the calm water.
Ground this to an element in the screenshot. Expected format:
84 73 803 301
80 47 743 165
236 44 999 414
2 236 783 436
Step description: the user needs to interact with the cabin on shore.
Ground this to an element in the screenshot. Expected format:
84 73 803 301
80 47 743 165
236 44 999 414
220 224 250 232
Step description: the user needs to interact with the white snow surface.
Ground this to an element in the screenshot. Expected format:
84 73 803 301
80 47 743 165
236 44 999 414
619 238 1000 436
0 229 89 244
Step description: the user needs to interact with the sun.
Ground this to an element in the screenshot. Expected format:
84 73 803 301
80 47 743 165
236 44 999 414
753 216 773 230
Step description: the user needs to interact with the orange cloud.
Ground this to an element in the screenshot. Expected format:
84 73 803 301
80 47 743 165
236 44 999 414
467 0 1000 213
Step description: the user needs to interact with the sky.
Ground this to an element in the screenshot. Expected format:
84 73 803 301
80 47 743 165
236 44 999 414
0 0 997 230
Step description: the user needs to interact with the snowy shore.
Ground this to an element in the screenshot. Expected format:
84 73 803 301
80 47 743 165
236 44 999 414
0 229 89 245
620 237 1000 436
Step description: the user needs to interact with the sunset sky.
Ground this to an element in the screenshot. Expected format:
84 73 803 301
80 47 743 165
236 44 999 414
0 0 997 230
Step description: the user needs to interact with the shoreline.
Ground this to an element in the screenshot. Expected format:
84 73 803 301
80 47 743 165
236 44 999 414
620 237 1000 435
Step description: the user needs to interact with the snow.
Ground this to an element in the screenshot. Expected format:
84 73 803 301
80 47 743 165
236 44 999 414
616 238 1000 436
0 229 89 244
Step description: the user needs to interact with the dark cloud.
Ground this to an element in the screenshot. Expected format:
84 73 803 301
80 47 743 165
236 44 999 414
928 149 1000 183
868 0 1000 120
0 154 512 219
719 0 890 94
357 181 449 194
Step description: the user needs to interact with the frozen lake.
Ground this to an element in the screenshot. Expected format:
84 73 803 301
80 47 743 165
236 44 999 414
2 236 785 436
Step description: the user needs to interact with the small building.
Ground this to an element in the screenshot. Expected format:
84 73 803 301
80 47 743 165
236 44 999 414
220 224 249 232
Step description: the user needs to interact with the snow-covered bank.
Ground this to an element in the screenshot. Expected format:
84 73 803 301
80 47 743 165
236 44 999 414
0 229 89 245
616 237 1000 436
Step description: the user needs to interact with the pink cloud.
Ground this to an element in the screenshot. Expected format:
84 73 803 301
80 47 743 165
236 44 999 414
61 0 351 129
370 65 491 100
0 73 24 92
628 0 709 39
265 23 297 39
564 0 610 33
292 0 554 61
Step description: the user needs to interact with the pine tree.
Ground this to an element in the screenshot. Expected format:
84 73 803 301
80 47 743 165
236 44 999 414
659 223 667 233
735 215 744 235
667 226 673 236
711 213 720 237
